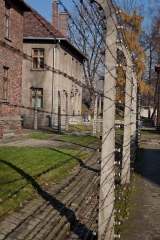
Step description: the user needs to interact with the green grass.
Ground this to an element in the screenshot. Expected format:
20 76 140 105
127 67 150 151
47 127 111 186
0 146 90 220
141 129 159 135
68 124 93 132
27 132 101 146
27 132 52 139
55 135 101 146
116 129 123 134
114 186 132 234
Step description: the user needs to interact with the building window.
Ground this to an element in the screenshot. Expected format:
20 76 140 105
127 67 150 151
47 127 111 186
3 67 9 100
30 88 43 108
64 53 67 73
32 49 44 69
79 64 82 80
76 61 78 79
4 4 10 38
71 58 75 77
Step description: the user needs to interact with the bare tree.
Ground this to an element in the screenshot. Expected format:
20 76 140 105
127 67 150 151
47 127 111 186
140 8 160 117
116 0 160 119
115 0 146 15
67 0 105 111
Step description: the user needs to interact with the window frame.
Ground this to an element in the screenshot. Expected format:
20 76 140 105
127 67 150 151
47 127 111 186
32 49 44 70
3 67 9 100
71 58 75 78
30 88 43 108
4 3 10 39
64 52 67 73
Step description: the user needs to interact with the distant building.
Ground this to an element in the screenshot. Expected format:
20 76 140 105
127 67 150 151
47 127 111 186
141 106 156 118
22 1 87 129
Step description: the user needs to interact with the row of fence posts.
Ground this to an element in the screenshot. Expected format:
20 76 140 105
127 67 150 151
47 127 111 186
93 93 102 134
54 1 141 238
90 0 141 239
50 1 141 238
54 1 141 237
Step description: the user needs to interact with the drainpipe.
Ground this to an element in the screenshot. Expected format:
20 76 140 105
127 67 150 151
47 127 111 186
51 40 61 127
51 46 56 127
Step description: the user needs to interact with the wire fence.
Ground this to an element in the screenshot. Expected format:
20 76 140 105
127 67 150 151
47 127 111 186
0 0 142 239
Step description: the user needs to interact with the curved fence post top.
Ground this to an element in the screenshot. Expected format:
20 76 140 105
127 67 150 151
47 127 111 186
117 44 137 89
117 44 133 67
93 0 116 17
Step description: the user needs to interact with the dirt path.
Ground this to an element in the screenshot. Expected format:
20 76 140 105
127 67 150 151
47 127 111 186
121 134 160 240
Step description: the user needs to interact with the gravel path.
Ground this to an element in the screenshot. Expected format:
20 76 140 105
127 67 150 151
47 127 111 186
121 134 160 240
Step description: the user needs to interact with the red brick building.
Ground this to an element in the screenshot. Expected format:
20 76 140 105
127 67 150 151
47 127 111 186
0 0 31 139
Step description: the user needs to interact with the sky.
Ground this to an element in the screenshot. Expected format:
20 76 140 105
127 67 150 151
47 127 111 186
25 0 74 22
24 0 160 28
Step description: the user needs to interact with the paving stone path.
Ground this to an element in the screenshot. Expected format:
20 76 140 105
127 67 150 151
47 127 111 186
0 136 100 240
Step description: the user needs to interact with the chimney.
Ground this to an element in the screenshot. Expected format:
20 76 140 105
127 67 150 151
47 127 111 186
59 12 68 37
52 1 59 29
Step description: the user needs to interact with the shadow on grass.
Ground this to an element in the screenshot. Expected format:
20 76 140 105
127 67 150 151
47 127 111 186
0 159 97 239
49 148 100 174
53 138 100 151
0 147 99 204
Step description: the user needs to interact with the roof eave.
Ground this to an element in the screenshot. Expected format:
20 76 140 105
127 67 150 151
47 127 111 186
23 37 88 60
16 0 32 11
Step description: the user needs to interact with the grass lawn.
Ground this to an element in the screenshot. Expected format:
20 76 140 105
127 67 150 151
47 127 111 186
27 132 122 148
68 124 93 132
0 146 90 220
55 135 101 146
27 132 52 139
27 132 101 146
141 129 159 135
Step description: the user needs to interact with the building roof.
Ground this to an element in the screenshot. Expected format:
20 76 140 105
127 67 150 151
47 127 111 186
13 0 31 11
23 5 66 39
23 3 88 60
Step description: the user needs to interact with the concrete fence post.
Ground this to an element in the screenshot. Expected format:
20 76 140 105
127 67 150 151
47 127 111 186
97 95 101 133
117 46 133 185
121 51 132 185
137 85 141 147
58 91 61 134
30 87 38 130
131 73 137 163
93 93 98 134
65 92 69 131
34 90 38 130
93 0 118 239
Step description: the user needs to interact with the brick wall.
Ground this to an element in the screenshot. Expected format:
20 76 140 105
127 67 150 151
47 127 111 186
52 1 59 29
0 121 3 139
59 12 68 38
0 0 26 138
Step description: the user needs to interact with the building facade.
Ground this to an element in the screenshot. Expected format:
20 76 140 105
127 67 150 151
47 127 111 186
0 0 30 139
22 1 87 130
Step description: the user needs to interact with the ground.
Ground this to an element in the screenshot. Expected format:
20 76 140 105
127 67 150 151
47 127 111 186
121 133 160 240
0 129 160 239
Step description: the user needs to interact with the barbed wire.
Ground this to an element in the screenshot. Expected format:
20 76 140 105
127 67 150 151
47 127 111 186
0 0 141 239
